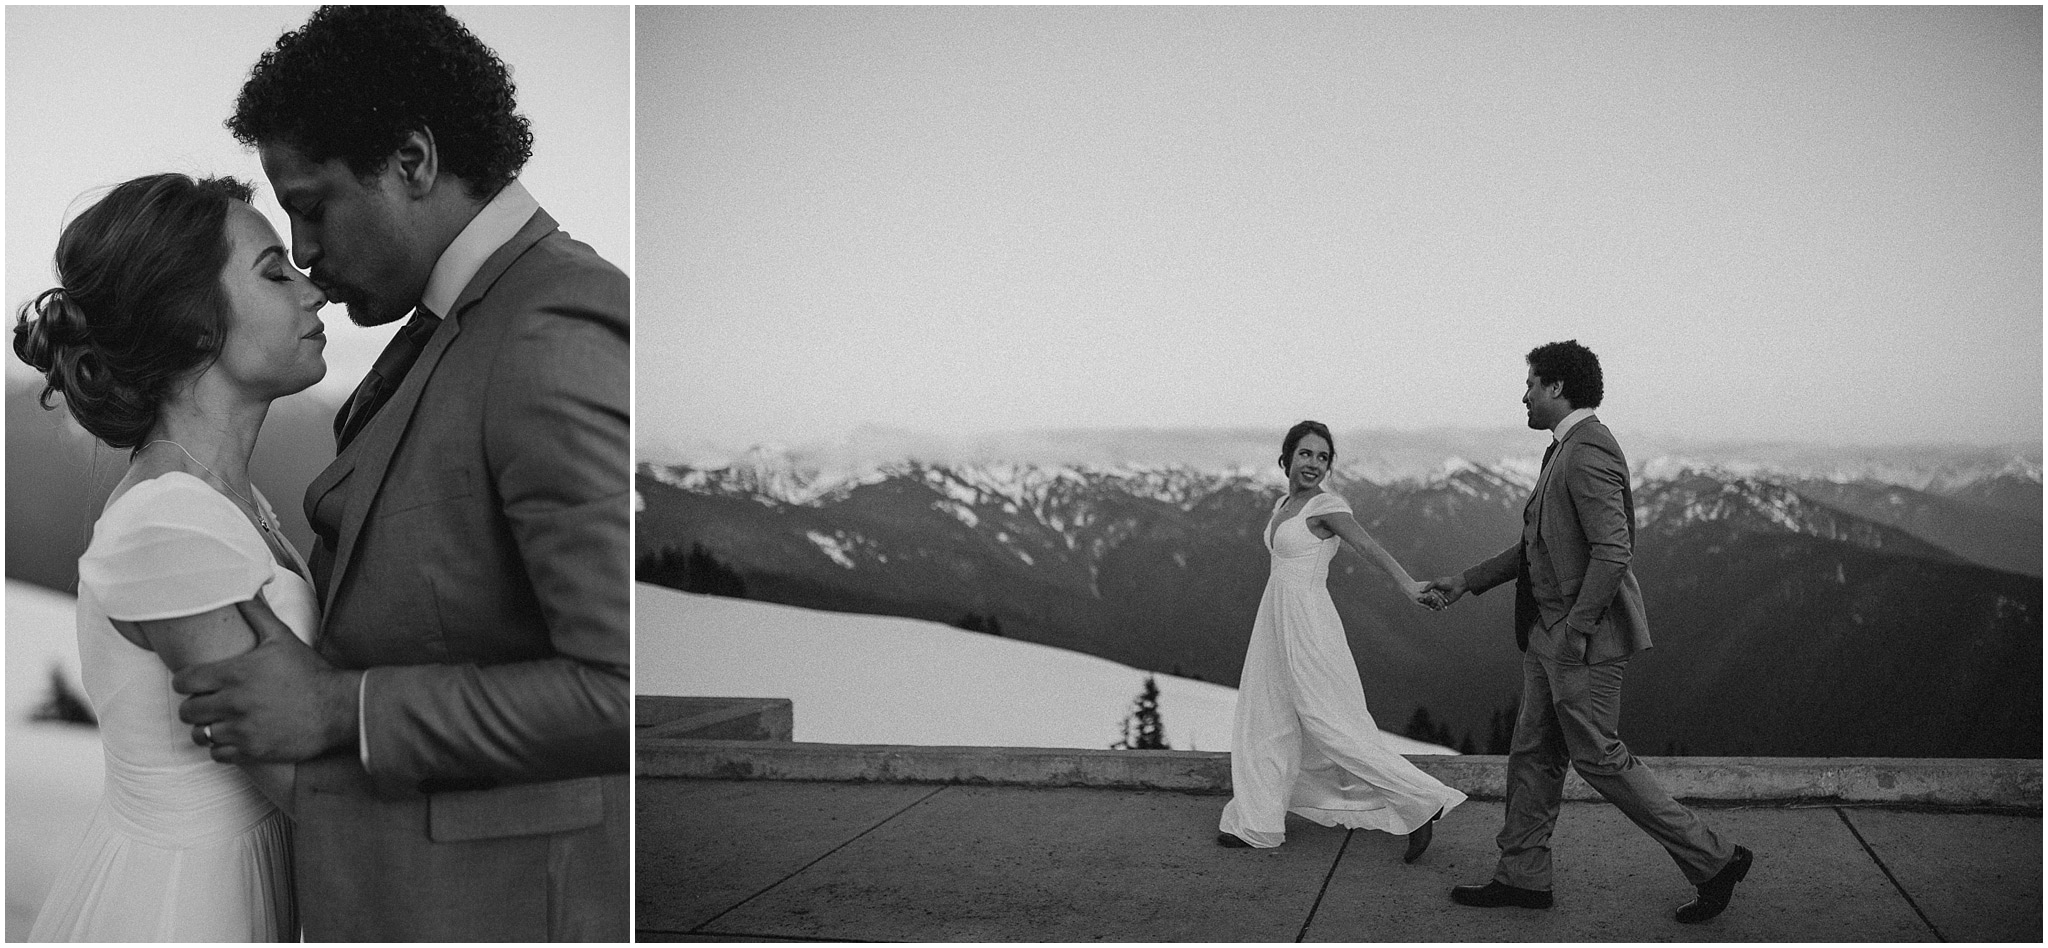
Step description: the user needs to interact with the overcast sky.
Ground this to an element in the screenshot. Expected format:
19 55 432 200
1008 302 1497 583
640 6 2040 459
6 5 629 404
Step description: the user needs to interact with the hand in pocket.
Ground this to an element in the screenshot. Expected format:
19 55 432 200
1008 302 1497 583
1553 619 1591 664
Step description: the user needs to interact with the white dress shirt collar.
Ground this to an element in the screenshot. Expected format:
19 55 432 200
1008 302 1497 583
1552 407 1596 442
419 179 539 319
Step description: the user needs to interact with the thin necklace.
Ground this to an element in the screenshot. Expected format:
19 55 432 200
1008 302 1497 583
140 439 270 533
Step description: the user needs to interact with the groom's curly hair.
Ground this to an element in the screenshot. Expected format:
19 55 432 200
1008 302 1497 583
1527 340 1604 409
227 5 533 200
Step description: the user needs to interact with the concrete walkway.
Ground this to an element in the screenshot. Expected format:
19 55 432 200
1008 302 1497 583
640 779 2040 943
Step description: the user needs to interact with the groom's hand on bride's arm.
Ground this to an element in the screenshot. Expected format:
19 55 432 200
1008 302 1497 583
172 598 363 765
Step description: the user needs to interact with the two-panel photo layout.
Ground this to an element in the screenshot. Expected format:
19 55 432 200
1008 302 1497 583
5 4 2041 944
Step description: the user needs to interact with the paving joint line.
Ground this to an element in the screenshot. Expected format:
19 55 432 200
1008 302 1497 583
1296 829 1355 942
1835 806 1945 942
643 929 888 943
690 784 952 935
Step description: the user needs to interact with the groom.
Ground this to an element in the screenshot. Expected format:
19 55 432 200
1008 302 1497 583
172 7 628 940
1426 341 1752 923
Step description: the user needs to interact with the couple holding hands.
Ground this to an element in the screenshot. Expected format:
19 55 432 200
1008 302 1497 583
18 4 1750 937
1217 340 1754 925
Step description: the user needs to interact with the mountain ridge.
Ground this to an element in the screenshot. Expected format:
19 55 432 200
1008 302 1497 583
640 451 2040 758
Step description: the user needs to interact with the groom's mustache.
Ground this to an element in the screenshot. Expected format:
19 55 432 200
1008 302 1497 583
312 276 348 303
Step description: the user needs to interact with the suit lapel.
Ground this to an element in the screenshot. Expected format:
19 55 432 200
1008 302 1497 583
315 316 459 619
1529 436 1563 519
1529 415 1597 530
311 209 561 620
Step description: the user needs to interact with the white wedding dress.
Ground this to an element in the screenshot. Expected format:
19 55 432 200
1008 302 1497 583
1219 490 1467 847
29 472 312 942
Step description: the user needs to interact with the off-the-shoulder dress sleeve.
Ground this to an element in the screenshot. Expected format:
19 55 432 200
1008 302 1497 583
1306 491 1354 518
77 473 271 622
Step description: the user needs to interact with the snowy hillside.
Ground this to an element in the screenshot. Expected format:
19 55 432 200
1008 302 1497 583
5 581 99 942
637 584 1452 755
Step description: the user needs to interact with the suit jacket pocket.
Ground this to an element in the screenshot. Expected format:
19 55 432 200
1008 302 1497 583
427 775 604 842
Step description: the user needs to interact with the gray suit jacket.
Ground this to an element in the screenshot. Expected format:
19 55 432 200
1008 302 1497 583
1462 417 1651 664
296 208 629 940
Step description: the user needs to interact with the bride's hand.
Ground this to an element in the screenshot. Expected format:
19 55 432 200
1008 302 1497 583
1406 580 1443 610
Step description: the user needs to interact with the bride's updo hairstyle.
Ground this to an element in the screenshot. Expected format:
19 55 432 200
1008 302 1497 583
13 173 254 450
1278 420 1336 475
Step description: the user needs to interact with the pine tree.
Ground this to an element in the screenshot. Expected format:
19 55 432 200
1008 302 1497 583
1486 700 1519 754
32 665 95 727
1112 674 1168 750
635 545 689 589
636 543 748 598
684 543 748 598
950 613 1004 636
1404 706 1437 744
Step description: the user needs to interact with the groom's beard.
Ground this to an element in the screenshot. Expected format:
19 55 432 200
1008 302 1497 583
345 297 412 329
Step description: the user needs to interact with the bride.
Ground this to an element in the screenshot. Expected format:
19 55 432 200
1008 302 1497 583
1218 420 1469 859
16 173 328 941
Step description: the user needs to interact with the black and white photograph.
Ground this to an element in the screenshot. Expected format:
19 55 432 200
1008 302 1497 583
637 5 2040 942
6 5 630 941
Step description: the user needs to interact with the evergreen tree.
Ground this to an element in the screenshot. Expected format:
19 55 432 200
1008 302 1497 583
637 543 748 598
635 545 689 589
1404 706 1437 745
950 612 1004 636
1403 706 1465 750
31 665 95 728
684 543 748 598
1486 701 1519 754
1112 674 1168 750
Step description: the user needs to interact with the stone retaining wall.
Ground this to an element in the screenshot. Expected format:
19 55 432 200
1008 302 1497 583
639 696 2042 808
641 739 2041 808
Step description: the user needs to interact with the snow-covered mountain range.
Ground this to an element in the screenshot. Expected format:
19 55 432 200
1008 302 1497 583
649 440 2037 577
650 426 2040 500
642 437 2040 759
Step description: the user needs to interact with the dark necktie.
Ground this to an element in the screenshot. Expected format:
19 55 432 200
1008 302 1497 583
335 308 440 451
1541 439 1559 472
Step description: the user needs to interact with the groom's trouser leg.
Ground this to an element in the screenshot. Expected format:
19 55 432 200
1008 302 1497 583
1493 648 1571 889
1550 652 1735 886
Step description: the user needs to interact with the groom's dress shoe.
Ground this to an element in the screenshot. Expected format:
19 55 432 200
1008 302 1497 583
1450 881 1553 910
1675 845 1752 923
